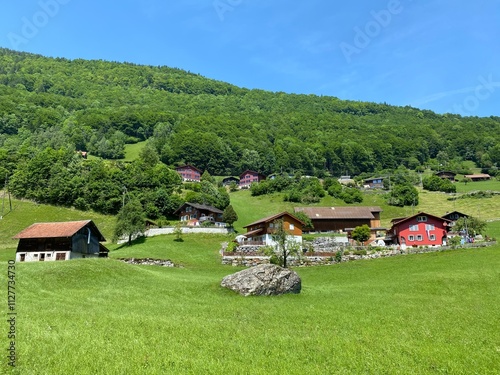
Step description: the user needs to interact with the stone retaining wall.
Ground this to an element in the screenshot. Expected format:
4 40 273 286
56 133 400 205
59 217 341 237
146 227 233 237
222 242 496 267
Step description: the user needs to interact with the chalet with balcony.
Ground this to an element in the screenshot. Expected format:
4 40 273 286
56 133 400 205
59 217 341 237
239 170 266 189
175 165 202 182
363 177 385 189
13 220 108 262
241 212 304 246
174 202 225 226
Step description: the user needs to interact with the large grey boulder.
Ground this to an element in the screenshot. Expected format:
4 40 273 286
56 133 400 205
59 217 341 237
221 264 301 296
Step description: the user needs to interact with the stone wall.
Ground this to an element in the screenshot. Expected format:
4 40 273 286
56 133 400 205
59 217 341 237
146 227 233 237
222 242 496 267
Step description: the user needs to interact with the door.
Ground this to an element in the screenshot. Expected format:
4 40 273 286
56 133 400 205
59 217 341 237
40 253 45 262
56 253 66 261
19 254 26 262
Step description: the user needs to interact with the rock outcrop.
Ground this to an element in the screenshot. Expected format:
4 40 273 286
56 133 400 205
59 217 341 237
221 264 301 296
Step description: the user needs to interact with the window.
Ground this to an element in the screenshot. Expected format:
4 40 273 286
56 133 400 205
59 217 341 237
425 224 435 231
56 253 66 261
269 223 274 228
417 216 427 222
186 206 192 212
429 234 436 241
408 235 414 241
409 224 419 231
416 235 423 241
289 224 295 230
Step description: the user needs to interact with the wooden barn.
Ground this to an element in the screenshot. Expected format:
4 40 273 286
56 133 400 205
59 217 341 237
13 220 108 262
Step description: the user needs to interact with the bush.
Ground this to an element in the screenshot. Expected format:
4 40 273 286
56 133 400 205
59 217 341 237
352 249 367 256
226 242 238 253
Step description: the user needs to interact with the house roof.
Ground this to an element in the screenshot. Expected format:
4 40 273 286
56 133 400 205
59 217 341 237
13 220 106 241
441 211 469 219
222 176 240 182
364 177 385 183
243 228 264 238
391 212 452 227
464 174 491 179
243 211 305 228
239 170 266 179
175 164 202 173
174 202 223 215
294 206 382 220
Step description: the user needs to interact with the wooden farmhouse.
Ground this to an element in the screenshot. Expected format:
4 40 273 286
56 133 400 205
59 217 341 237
239 170 266 189
175 165 202 182
13 220 108 262
363 177 385 189
174 202 225 226
435 171 456 181
294 206 384 241
241 212 304 246
386 212 452 248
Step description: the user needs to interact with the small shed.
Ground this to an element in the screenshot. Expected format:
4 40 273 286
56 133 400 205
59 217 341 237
13 220 108 262
464 174 491 181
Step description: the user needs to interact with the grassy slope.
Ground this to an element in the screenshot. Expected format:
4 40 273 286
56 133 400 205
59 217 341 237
123 141 147 161
2 234 499 374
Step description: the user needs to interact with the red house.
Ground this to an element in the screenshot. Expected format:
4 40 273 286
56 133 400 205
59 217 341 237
387 212 452 248
175 165 202 182
239 170 266 189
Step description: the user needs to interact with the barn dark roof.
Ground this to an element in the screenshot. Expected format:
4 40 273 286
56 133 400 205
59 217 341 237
294 206 382 220
243 212 304 228
174 202 223 215
13 220 106 241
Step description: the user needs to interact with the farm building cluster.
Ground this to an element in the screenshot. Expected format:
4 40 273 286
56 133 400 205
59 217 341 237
12 165 491 262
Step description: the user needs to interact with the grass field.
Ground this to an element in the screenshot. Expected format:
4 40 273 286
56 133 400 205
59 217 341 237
2 234 499 374
123 141 147 161
454 179 500 193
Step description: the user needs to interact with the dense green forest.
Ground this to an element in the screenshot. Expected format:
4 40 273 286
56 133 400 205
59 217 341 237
0 48 499 216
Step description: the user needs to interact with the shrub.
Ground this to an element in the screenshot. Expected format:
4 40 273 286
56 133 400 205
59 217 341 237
226 242 238 253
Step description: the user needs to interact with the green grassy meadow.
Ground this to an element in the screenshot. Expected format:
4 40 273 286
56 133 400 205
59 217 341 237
123 141 147 161
1 234 500 374
454 179 500 193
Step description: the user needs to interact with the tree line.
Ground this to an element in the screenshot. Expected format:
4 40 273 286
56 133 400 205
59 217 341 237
0 48 499 210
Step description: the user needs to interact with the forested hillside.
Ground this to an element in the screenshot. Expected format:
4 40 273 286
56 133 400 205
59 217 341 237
0 48 499 216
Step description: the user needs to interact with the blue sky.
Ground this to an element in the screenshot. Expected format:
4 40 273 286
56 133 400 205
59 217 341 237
1 0 499 117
